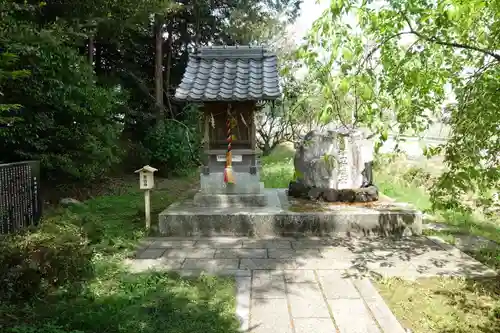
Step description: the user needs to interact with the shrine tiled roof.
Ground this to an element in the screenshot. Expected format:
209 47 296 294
174 46 281 102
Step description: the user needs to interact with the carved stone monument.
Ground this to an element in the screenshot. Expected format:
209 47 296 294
288 127 379 202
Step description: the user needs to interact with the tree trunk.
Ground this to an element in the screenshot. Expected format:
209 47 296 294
154 14 164 122
261 143 272 156
88 35 94 68
95 41 101 76
164 22 174 118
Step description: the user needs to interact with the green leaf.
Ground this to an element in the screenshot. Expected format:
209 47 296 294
361 84 372 100
319 105 333 124
342 48 353 61
381 130 388 141
339 79 349 93
340 63 351 74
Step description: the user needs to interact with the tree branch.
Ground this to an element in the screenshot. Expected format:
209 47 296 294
356 31 414 75
402 13 500 62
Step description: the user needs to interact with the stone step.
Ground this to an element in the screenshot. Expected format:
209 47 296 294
193 192 268 208
158 189 423 237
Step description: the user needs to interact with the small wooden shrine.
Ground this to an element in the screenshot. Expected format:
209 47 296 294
174 45 281 192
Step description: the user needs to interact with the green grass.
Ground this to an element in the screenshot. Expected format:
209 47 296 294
0 174 239 333
4 272 238 333
375 276 500 333
375 165 432 211
373 154 500 268
260 142 295 188
261 156 294 188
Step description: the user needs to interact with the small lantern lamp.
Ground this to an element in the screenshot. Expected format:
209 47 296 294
134 165 158 229
135 165 158 190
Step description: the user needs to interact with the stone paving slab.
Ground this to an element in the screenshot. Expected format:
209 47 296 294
287 282 331 318
235 276 251 331
195 237 243 248
250 298 293 333
242 239 293 249
252 270 286 299
284 270 316 283
295 257 355 270
125 235 497 333
293 318 337 333
215 248 267 259
173 269 251 277
317 270 361 299
164 248 215 258
240 258 298 270
182 258 239 271
268 248 323 259
135 248 166 259
329 298 382 333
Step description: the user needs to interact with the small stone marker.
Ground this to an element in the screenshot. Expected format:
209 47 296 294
134 165 158 229
60 198 83 207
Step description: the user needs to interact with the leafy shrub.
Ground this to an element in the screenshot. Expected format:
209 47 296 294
144 105 201 176
402 166 432 187
6 324 84 333
118 139 151 172
0 218 94 301
372 152 401 170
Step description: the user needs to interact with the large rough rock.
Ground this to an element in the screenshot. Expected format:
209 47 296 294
289 127 377 203
293 127 373 189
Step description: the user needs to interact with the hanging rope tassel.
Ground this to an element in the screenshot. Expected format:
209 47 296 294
223 116 235 184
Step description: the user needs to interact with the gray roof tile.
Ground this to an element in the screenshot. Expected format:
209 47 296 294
174 46 281 102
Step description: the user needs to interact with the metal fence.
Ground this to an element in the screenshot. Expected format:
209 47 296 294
0 161 42 234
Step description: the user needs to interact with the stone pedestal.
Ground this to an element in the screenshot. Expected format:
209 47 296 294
200 172 264 194
196 171 268 208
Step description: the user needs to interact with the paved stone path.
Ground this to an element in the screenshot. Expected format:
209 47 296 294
125 236 496 333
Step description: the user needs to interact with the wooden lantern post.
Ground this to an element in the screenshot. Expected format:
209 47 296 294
134 165 158 229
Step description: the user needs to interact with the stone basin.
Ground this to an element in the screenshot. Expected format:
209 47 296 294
158 189 422 237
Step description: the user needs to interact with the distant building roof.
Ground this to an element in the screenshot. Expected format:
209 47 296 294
174 46 281 102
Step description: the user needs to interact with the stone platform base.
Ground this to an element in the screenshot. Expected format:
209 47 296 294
158 189 422 237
